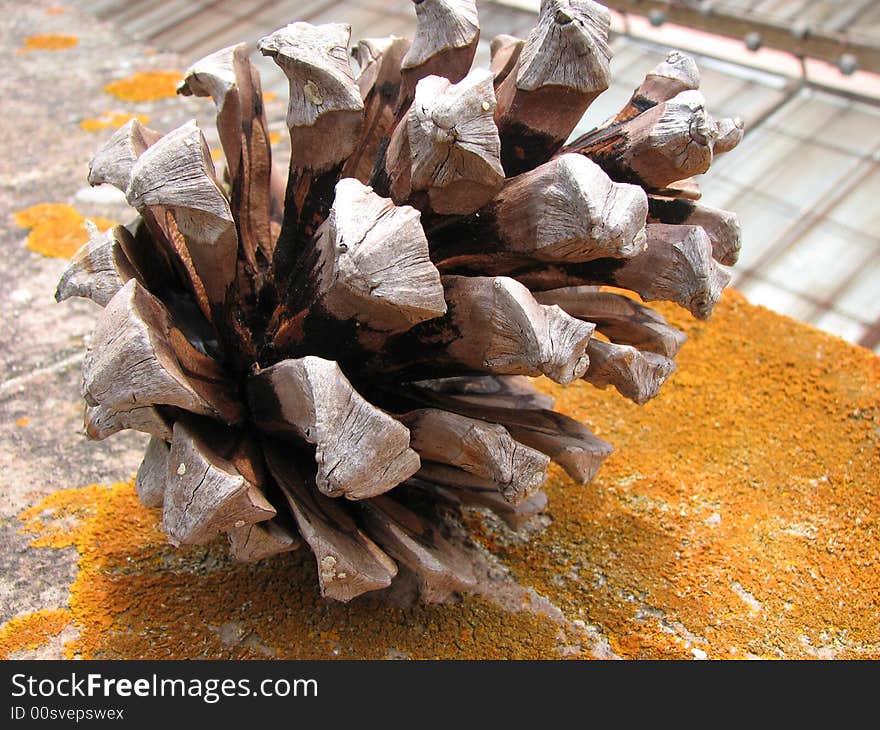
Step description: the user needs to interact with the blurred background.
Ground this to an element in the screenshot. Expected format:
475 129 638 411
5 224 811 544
69 0 880 352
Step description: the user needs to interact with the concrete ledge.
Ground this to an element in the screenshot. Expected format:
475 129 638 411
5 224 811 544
2 0 878 659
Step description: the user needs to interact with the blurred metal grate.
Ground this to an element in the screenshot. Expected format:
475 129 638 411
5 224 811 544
599 0 880 74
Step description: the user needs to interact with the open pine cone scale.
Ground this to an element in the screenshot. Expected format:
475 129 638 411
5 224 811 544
56 0 743 602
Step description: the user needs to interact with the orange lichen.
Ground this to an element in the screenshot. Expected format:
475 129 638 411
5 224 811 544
19 483 110 549
103 71 181 102
14 203 116 259
80 111 150 132
12 293 880 658
45 7 67 15
14 202 79 230
0 609 71 659
269 131 282 145
80 119 108 133
18 481 566 659
263 91 278 102
19 33 77 52
15 417 30 427
472 290 879 659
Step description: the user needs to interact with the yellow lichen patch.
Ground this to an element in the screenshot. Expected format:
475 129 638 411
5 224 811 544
19 483 110 549
79 118 107 133
104 71 181 102
211 148 223 161
474 290 880 659
15 417 30 428
13 202 78 230
269 131 282 145
263 91 278 102
80 111 150 132
20 33 78 52
19 481 565 659
14 203 117 259
0 609 71 659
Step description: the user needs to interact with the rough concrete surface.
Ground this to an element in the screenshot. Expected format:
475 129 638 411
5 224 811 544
0 0 205 626
1 1 878 660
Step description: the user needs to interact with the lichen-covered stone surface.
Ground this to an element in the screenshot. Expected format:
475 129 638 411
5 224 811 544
2 1 878 659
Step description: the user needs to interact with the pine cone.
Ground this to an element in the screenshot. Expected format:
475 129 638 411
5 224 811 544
56 0 743 602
